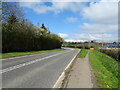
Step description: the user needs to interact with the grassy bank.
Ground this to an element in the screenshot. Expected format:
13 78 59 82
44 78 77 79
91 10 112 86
78 49 88 58
89 50 119 88
99 49 119 61
1 49 65 59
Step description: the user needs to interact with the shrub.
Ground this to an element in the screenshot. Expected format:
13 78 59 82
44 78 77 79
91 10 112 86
99 49 119 61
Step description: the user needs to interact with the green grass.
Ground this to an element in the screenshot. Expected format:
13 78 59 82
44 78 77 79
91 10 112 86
0 49 65 58
89 50 119 88
78 49 88 58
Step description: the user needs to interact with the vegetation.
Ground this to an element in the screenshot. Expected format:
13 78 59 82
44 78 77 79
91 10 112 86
2 2 63 53
78 49 88 58
99 49 119 62
89 50 119 88
63 42 99 49
1 49 65 58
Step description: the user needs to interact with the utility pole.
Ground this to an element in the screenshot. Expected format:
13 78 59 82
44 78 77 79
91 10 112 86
102 33 104 49
98 33 100 49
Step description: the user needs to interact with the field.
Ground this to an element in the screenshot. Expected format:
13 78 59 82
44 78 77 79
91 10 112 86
78 49 88 58
1 49 65 58
89 50 119 88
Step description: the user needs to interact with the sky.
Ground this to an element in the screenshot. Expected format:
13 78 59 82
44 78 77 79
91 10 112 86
17 0 118 42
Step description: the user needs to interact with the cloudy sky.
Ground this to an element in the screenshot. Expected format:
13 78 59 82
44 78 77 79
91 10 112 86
17 0 118 42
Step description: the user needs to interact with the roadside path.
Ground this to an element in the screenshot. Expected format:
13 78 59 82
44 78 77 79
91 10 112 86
66 52 96 88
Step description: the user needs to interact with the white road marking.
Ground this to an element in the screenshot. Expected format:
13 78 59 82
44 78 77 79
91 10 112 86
1 50 72 73
52 49 80 88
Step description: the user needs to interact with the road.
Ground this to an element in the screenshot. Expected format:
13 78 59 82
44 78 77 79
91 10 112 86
2 49 80 88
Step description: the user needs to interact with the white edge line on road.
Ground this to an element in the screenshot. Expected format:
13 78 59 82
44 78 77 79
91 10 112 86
0 50 72 74
52 49 80 88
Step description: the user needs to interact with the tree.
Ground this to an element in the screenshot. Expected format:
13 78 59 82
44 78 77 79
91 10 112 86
2 2 63 53
113 42 117 44
2 2 24 24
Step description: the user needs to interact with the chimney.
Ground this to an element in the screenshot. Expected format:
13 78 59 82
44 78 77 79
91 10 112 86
42 24 44 28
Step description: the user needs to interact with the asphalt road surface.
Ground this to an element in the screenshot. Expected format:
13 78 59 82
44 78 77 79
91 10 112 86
2 48 80 88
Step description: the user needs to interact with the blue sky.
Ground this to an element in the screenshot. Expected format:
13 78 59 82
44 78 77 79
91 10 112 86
23 5 88 34
19 0 118 42
22 2 89 34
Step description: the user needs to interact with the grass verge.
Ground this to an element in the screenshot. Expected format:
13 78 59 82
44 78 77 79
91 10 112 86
1 49 65 59
89 50 119 88
78 49 88 58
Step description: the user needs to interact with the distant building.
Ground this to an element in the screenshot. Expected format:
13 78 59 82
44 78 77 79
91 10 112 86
41 24 48 32
35 24 48 33
103 45 120 49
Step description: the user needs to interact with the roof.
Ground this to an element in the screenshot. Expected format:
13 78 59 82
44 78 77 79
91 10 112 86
104 45 120 48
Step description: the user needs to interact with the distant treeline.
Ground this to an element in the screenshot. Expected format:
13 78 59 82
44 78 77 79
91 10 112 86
63 42 99 49
63 42 120 61
2 2 63 53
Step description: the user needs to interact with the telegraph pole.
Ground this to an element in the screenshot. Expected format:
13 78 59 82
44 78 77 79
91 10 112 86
102 33 104 49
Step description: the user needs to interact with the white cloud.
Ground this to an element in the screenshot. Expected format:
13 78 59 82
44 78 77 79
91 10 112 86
19 2 53 14
4 0 90 2
52 2 86 13
65 33 118 42
76 23 118 42
88 33 118 42
66 17 78 22
100 0 119 2
51 0 90 2
20 0 41 2
65 39 85 42
19 0 118 42
76 0 118 42
82 1 118 24
2 0 42 2
5 0 118 2
79 23 118 33
19 2 86 14
72 34 91 40
58 33 68 39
